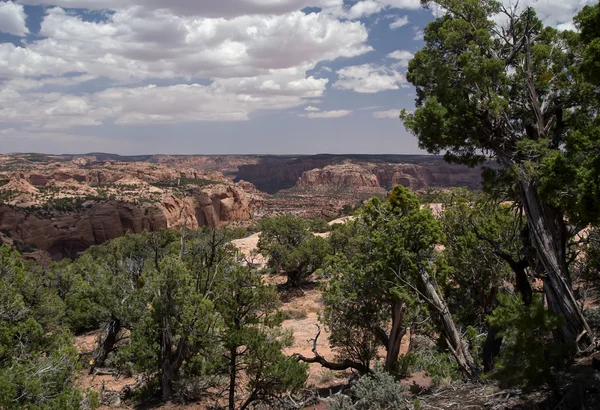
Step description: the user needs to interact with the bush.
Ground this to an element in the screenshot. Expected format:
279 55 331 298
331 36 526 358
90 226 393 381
328 365 409 410
258 215 331 286
486 294 573 390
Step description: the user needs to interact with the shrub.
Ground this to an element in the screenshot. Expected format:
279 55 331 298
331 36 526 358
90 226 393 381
328 365 409 410
486 294 573 390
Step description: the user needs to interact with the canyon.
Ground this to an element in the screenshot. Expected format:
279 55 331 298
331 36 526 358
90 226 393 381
0 153 484 261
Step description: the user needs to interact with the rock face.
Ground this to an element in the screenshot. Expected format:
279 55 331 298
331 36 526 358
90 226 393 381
295 162 481 191
0 156 258 261
297 164 382 189
236 154 484 193
0 152 487 261
0 185 253 260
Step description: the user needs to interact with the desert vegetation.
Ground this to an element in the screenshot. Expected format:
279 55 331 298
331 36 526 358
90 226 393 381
1 1 600 409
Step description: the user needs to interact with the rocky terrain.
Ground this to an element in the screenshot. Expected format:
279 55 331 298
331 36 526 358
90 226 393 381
0 154 259 261
0 152 485 260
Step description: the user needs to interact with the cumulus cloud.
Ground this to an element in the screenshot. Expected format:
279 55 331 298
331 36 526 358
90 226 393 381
413 29 424 41
497 0 595 28
347 0 383 19
304 106 321 111
0 70 328 129
389 15 409 29
0 4 374 131
301 109 351 119
376 0 421 10
387 49 414 67
333 64 405 93
17 0 345 18
373 109 401 119
1 74 97 92
4 7 370 82
0 1 29 36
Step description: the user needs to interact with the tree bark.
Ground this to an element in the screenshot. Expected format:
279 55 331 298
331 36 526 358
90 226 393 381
519 179 593 345
294 326 372 374
482 326 502 373
384 301 407 372
90 318 121 373
228 346 237 410
420 268 479 377
160 316 175 402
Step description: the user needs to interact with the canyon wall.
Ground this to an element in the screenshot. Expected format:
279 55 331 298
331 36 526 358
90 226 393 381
0 185 253 260
239 156 484 193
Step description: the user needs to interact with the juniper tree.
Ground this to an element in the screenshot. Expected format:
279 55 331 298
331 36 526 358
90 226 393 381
316 186 479 376
401 0 600 345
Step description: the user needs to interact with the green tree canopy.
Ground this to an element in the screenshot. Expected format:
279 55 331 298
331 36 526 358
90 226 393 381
401 0 599 345
258 215 330 286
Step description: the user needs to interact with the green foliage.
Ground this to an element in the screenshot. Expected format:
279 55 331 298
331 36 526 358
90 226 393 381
328 364 409 410
486 294 572 390
0 245 92 409
258 214 331 285
50 228 309 406
415 351 459 387
575 3 600 86
322 186 442 371
215 265 308 408
401 0 600 227
438 189 519 327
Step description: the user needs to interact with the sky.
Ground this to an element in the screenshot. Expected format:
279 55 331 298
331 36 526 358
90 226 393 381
0 0 594 155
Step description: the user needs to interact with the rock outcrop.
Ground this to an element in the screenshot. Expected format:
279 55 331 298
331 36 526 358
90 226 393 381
236 155 484 193
0 185 253 260
295 162 481 191
297 164 382 189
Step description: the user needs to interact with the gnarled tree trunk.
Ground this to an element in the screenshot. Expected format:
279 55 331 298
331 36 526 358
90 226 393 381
90 318 121 373
520 179 592 345
420 268 480 377
385 301 407 372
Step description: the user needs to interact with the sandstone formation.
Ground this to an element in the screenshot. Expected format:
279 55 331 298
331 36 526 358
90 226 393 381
297 163 383 190
0 152 487 261
296 162 481 191
0 156 259 261
0 184 253 260
235 154 483 193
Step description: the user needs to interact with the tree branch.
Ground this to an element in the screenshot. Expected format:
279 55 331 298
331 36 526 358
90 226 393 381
293 326 371 374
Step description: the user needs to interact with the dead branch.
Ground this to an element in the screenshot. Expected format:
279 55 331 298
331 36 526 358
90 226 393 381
293 325 371 374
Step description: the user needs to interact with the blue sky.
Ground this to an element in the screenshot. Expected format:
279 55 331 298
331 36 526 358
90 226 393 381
0 0 593 155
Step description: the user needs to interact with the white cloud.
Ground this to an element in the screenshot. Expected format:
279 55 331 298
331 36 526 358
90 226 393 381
428 3 447 18
0 7 372 82
376 0 421 10
497 0 596 28
304 105 321 111
0 1 29 36
373 109 400 119
333 63 405 93
17 0 345 18
1 74 97 92
0 3 380 133
347 0 382 19
387 49 413 67
413 29 424 41
301 109 351 119
557 21 577 31
0 70 328 129
389 15 409 29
